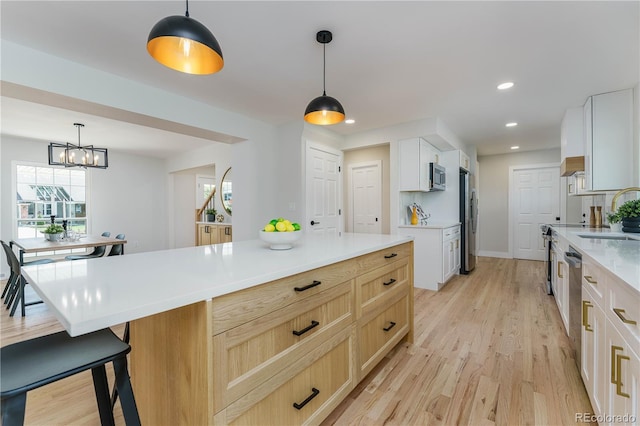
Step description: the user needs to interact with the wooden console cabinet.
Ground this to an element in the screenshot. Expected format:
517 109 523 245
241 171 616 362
130 242 413 425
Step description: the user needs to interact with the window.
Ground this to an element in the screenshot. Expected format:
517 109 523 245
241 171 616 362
15 164 87 240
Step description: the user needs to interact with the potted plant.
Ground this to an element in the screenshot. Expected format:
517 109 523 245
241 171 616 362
205 208 217 222
606 211 622 233
41 224 65 241
617 198 640 233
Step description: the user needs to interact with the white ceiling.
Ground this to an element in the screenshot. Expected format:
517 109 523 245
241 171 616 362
1 1 638 157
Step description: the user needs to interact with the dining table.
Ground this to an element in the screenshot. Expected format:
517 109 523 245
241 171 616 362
10 235 127 265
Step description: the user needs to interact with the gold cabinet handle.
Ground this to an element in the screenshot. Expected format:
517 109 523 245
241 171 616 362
613 308 637 325
611 345 631 398
557 261 563 279
582 301 593 332
455 239 459 249
584 275 597 285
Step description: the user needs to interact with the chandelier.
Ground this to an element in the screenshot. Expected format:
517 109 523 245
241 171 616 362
48 123 108 169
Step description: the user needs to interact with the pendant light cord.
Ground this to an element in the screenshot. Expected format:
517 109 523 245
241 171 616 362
185 0 190 18
322 42 326 96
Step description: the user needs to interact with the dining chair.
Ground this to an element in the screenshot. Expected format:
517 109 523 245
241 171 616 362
1 241 53 317
1 328 141 426
64 231 111 261
1 241 54 304
106 234 125 257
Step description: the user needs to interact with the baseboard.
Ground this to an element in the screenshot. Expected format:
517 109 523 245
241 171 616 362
477 250 510 259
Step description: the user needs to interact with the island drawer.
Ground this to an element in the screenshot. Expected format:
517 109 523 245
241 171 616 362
356 257 410 316
352 242 412 276
212 258 359 333
212 281 353 412
607 275 640 352
358 289 410 378
214 327 354 426
582 258 605 305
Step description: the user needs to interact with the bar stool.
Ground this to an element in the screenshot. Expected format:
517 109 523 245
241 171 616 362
1 329 141 426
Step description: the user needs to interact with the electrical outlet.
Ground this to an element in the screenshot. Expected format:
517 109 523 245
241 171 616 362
288 202 296 211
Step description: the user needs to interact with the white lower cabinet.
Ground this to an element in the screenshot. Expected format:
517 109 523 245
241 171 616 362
581 259 639 426
605 320 640 426
401 225 460 291
552 235 570 333
582 283 607 419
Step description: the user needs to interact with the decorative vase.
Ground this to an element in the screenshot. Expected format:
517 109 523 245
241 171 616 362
206 214 215 222
621 217 640 233
610 223 623 233
411 206 418 225
44 233 64 242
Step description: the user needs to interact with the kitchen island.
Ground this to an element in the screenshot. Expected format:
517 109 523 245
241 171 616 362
22 233 414 425
550 226 639 424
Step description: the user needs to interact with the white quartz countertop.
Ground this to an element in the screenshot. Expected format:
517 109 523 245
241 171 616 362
398 222 461 230
551 226 640 294
22 233 413 336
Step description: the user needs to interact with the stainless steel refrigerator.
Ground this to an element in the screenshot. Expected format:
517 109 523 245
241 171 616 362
459 169 477 274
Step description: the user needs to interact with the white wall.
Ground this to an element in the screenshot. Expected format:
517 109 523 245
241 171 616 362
477 148 560 257
0 135 168 277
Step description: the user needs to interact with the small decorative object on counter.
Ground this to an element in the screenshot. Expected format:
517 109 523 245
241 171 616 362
617 198 640 233
595 206 602 228
411 206 418 225
589 206 596 227
216 214 225 222
607 211 622 233
260 217 301 249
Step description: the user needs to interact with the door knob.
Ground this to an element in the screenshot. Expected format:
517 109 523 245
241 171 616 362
310 220 320 225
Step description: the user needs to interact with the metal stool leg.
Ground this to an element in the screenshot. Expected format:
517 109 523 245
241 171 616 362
9 277 23 317
113 356 141 426
91 365 116 426
1 393 27 426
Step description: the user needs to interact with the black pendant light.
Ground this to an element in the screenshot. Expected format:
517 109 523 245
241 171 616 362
304 30 345 125
147 0 223 75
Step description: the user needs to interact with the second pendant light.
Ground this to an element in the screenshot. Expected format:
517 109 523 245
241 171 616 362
304 30 345 125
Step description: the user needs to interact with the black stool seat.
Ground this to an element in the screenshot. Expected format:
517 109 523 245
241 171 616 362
1 329 140 426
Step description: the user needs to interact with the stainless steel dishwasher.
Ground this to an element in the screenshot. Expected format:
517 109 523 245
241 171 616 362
564 246 582 369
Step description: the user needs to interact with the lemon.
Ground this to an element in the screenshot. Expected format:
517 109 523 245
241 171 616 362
264 224 275 232
283 220 291 227
286 224 295 232
275 222 287 232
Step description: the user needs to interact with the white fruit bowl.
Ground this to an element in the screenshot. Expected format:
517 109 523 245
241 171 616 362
259 230 301 250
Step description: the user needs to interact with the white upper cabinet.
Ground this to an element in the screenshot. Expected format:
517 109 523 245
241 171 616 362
584 88 635 191
398 138 440 192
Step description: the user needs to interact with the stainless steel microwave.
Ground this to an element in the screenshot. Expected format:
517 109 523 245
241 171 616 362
429 163 446 191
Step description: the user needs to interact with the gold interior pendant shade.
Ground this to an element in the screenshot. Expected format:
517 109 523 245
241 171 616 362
304 30 345 125
147 1 223 75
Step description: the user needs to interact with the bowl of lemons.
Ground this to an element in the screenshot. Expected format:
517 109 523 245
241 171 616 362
260 218 302 250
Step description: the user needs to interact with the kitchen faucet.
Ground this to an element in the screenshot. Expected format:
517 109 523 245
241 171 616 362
611 187 640 211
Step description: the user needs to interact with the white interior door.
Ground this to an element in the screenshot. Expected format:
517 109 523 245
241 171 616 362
305 142 342 235
349 161 382 234
510 165 559 260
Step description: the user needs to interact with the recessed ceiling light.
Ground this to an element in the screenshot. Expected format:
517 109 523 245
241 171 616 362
497 82 514 90
505 122 518 127
345 119 355 124
511 146 520 150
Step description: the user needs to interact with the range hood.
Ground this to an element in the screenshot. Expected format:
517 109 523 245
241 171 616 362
561 156 585 177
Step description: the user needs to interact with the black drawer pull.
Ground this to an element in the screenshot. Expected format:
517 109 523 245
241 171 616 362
294 280 321 292
383 278 397 286
384 253 398 259
383 321 397 332
293 387 320 410
293 320 320 336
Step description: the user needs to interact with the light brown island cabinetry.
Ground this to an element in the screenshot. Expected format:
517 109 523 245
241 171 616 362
130 241 414 426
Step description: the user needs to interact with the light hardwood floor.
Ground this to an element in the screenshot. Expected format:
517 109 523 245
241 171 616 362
1 257 594 425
